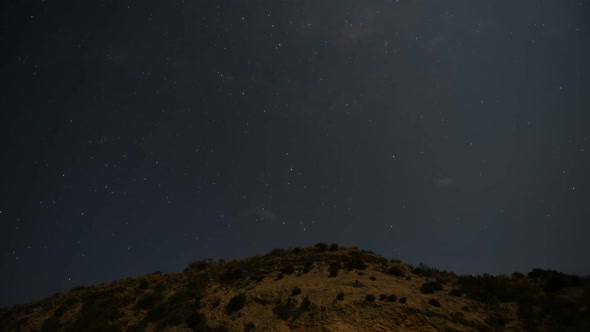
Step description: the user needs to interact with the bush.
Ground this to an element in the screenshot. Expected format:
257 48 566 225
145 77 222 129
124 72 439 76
244 322 256 332
342 252 367 270
336 292 345 301
420 281 443 294
187 258 214 271
315 242 328 252
369 276 376 281
428 298 441 307
387 266 405 277
329 243 339 251
220 268 243 282
412 263 440 277
386 294 397 302
136 292 163 310
399 297 407 304
226 293 247 314
281 264 295 275
365 294 376 302
379 294 387 301
291 287 302 296
512 272 525 279
138 280 150 290
328 262 341 278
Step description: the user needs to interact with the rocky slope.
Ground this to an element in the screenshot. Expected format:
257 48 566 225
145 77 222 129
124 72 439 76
1 244 589 331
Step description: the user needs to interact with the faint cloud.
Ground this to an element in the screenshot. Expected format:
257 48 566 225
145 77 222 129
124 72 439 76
436 177 454 186
241 207 280 222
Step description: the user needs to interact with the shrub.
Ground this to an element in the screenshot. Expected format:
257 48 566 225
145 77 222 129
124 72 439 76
449 289 463 297
314 242 328 252
329 243 339 251
226 293 247 314
136 292 163 310
428 298 441 307
387 266 405 277
276 273 284 280
369 276 376 281
328 262 341 278
386 294 397 302
281 264 295 275
412 263 440 277
291 287 302 296
336 292 345 301
379 294 387 301
420 281 443 294
365 294 376 302
187 258 214 271
399 297 407 304
512 272 525 279
244 322 256 332
138 280 150 290
342 252 367 270
292 247 303 254
220 268 243 282
186 312 207 330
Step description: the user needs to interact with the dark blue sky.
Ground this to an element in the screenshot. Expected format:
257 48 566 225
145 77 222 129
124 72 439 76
1 0 589 307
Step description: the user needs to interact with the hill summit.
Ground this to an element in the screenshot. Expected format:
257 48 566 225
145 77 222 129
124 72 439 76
1 244 589 331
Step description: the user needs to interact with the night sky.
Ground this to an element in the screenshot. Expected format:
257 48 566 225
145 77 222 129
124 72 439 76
1 1 589 307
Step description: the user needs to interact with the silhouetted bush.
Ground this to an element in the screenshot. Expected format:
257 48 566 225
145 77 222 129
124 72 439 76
281 264 295 275
387 266 405 277
449 289 463 297
365 294 376 302
276 273 284 280
512 272 525 279
336 292 345 301
314 242 328 251
420 281 443 294
386 294 397 302
220 268 243 282
328 262 341 277
226 293 247 314
428 298 441 307
292 247 303 254
412 263 439 277
369 276 376 281
136 292 163 310
291 287 302 296
329 243 339 251
186 312 207 331
187 258 214 271
379 294 387 301
244 322 256 332
342 252 367 270
138 280 150 290
399 297 407 304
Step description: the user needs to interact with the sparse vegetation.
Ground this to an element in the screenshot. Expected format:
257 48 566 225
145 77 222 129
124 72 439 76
3 245 589 332
226 293 247 314
387 266 405 277
314 242 328 252
420 281 443 294
428 298 441 307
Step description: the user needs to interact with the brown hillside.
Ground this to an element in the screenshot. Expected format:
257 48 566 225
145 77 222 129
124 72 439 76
1 244 589 332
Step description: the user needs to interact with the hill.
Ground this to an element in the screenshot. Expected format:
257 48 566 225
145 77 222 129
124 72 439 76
1 244 589 331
